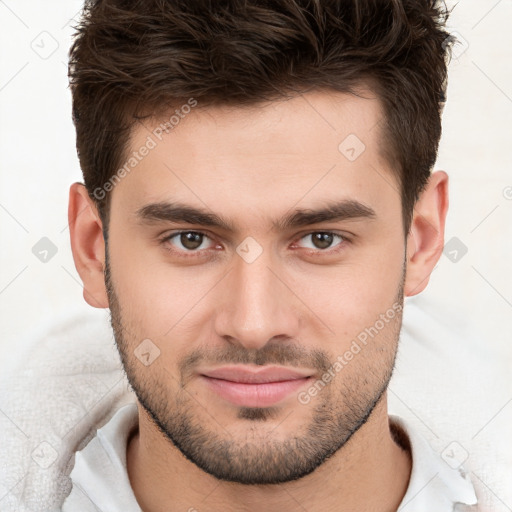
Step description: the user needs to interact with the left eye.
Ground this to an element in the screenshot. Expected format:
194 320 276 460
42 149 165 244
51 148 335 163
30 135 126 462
296 232 345 251
165 231 213 251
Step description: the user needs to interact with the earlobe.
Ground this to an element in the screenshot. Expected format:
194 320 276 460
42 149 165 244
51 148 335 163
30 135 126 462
68 183 109 308
404 171 449 297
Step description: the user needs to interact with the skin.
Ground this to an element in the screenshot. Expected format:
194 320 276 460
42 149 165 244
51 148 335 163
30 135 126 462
69 88 448 512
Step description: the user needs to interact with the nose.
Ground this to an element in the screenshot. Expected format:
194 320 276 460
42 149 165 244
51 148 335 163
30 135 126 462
214 248 301 351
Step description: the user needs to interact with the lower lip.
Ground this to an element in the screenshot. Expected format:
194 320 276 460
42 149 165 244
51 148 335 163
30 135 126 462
200 375 311 407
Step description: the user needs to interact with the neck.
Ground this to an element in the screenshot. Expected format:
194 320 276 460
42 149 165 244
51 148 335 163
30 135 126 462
126 394 411 512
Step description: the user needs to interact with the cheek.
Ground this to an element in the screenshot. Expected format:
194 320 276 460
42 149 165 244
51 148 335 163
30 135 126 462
289 241 404 345
107 234 223 345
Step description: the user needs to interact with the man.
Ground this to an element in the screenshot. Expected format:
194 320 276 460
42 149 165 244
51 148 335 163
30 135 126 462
64 0 477 510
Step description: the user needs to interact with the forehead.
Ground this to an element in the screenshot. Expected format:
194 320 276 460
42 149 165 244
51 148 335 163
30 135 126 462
110 89 399 227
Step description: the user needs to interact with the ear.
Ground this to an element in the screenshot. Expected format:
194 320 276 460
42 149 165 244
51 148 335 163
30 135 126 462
404 171 449 297
68 183 109 308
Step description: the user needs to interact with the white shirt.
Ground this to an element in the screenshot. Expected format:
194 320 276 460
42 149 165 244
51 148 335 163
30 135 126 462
62 404 478 511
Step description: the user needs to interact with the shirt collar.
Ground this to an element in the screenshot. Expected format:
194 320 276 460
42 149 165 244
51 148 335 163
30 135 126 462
66 406 478 511
390 414 478 510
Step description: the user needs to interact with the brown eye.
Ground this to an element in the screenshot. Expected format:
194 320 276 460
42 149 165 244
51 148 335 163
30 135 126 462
179 232 204 250
164 231 212 252
312 233 334 249
298 232 344 251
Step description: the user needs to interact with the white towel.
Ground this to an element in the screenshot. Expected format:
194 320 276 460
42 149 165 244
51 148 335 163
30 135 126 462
0 309 136 511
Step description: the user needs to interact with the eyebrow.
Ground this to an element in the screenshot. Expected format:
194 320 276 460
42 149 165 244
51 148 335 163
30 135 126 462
136 199 376 232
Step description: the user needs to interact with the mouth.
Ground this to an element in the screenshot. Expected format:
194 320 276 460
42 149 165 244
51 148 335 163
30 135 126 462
199 365 314 408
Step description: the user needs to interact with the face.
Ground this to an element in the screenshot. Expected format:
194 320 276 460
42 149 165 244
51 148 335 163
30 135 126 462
105 89 406 484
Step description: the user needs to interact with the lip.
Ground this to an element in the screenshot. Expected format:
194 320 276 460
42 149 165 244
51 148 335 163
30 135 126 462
199 365 313 407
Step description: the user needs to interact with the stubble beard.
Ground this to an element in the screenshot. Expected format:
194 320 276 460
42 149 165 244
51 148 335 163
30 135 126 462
105 250 404 485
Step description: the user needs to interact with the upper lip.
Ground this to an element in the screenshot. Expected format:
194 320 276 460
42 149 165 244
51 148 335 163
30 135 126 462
200 365 313 384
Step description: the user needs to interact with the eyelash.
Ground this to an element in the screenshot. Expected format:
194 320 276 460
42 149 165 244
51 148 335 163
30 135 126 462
159 230 349 259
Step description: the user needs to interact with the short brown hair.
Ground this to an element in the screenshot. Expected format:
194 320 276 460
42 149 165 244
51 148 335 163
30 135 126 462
68 0 454 233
